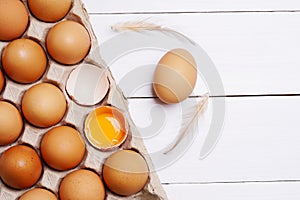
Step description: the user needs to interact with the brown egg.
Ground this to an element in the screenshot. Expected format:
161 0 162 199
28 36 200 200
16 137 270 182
0 69 4 93
59 169 105 200
28 0 72 22
0 0 29 41
0 145 42 189
2 39 47 84
153 48 197 104
41 126 85 171
103 150 149 196
0 101 23 145
46 20 91 65
20 188 57 200
22 83 66 128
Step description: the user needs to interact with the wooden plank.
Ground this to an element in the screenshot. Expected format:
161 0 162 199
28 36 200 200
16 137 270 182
163 182 300 200
127 96 300 183
90 13 300 97
84 0 300 13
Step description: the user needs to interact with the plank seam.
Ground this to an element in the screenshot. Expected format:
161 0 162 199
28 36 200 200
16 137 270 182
126 94 300 99
88 10 300 15
162 179 300 185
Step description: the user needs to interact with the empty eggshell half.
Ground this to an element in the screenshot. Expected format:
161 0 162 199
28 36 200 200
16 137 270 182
66 64 109 106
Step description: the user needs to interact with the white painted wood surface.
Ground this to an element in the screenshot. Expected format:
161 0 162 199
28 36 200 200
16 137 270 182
163 182 300 200
128 97 300 183
85 0 300 13
90 13 300 96
84 0 300 199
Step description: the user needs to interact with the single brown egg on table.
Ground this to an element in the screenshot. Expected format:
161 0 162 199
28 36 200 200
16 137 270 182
2 38 47 84
22 83 67 128
0 101 23 145
0 0 29 41
46 20 91 65
41 126 85 171
28 0 72 22
153 48 197 104
59 169 105 200
103 150 149 196
0 145 43 189
19 188 57 200
0 68 5 93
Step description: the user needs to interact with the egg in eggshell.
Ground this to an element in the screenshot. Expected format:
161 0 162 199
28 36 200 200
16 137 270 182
2 38 47 84
0 68 4 93
103 150 149 196
28 0 72 22
0 101 23 145
0 145 42 189
19 188 57 200
21 83 67 128
46 20 91 65
153 48 197 104
40 126 85 171
0 0 29 41
59 169 105 200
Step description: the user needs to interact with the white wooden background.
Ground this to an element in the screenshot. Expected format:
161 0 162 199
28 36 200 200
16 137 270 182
83 1 300 199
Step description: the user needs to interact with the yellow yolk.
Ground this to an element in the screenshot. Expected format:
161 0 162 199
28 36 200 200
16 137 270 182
85 106 127 149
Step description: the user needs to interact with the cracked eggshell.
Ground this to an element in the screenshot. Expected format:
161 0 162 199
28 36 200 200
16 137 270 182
66 64 109 106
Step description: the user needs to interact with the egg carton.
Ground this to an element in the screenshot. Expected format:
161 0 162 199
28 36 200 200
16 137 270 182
0 0 167 199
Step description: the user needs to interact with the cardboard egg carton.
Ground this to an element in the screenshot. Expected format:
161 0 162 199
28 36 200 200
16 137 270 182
0 0 167 199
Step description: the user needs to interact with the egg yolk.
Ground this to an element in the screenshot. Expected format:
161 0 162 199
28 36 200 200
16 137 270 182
85 107 127 149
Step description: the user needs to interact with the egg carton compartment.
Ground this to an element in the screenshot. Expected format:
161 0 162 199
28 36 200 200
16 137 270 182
0 0 167 199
